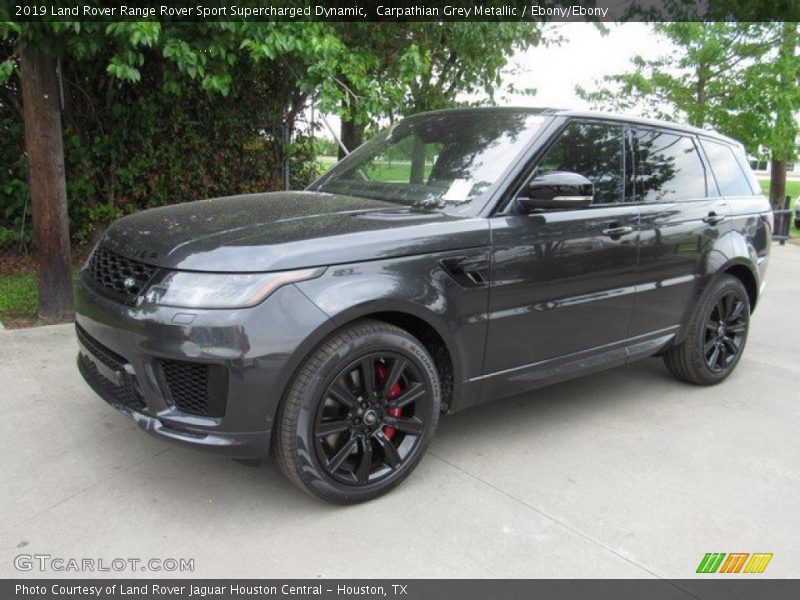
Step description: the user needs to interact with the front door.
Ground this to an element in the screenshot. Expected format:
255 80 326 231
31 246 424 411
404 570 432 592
481 120 640 398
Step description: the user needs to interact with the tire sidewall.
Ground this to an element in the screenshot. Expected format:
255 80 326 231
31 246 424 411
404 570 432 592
289 327 440 503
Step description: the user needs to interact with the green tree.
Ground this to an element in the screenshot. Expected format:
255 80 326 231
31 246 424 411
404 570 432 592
576 22 800 210
575 23 766 130
743 22 800 209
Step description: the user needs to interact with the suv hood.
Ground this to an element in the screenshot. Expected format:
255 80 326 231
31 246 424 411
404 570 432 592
100 191 488 272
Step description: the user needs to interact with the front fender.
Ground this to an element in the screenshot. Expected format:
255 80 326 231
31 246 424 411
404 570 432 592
292 252 491 411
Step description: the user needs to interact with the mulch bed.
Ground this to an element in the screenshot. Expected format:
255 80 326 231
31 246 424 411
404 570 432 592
0 246 92 276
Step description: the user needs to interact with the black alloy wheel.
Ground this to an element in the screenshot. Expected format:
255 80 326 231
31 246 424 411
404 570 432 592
702 291 748 373
664 274 750 385
315 353 430 486
275 320 440 504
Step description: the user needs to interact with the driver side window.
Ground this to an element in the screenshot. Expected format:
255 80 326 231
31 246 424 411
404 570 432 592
538 122 626 205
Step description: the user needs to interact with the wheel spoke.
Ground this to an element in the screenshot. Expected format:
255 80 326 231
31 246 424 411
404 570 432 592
722 293 734 318
705 322 718 333
728 300 745 321
707 345 721 370
704 338 717 353
728 323 746 334
384 415 424 435
355 437 373 484
723 337 740 356
387 382 426 410
374 430 402 469
329 381 359 410
719 343 730 367
360 357 376 396
316 420 351 438
383 357 408 396
326 437 357 473
715 299 725 321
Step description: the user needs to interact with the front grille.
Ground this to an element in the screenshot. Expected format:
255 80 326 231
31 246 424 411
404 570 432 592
76 325 146 411
84 245 157 304
159 360 227 418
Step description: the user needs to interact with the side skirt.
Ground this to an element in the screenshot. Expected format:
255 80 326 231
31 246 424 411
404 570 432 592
452 326 679 412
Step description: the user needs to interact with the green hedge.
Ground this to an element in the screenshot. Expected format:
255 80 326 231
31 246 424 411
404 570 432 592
0 39 318 249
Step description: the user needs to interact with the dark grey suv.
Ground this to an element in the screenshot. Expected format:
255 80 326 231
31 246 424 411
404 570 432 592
76 108 771 503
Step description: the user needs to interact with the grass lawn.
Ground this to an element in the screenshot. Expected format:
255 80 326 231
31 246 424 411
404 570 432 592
0 271 38 323
316 155 337 173
316 156 433 181
0 269 80 328
0 249 85 328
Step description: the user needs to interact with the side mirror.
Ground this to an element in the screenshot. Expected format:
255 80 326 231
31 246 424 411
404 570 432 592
518 171 594 211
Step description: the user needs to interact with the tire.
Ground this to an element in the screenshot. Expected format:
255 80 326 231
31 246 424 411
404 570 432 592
274 319 440 504
663 275 750 386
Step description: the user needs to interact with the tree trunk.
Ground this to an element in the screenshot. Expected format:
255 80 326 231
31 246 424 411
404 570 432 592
409 136 426 184
338 118 365 160
20 48 74 320
338 98 365 160
769 157 787 212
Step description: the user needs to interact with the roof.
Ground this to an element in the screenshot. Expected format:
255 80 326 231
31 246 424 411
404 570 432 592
554 109 740 146
406 106 741 147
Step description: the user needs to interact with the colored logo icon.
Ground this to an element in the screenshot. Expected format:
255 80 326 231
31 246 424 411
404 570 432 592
697 553 773 574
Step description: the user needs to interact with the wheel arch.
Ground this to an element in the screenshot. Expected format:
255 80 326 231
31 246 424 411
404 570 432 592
318 299 460 412
722 262 759 313
268 299 463 450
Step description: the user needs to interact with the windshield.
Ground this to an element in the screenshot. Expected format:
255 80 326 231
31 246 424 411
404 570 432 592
311 111 549 216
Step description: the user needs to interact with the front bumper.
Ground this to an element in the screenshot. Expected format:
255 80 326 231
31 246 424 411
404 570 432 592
74 273 330 458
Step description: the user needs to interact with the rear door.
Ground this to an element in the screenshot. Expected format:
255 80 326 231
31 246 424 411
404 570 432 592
629 127 731 343
482 120 640 397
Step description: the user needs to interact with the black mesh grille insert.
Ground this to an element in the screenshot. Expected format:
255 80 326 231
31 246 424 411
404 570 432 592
160 360 227 418
76 325 146 412
84 245 156 304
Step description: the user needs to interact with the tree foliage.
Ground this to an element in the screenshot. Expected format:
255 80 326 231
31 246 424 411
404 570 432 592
576 23 800 160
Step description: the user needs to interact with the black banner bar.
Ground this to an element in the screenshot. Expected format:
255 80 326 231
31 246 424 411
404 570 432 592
2 0 800 22
4 580 800 600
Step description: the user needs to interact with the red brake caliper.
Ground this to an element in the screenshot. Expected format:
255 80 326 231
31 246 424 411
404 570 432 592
376 363 403 440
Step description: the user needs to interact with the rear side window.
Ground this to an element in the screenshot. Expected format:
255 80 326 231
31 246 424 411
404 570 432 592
634 129 706 202
701 139 756 196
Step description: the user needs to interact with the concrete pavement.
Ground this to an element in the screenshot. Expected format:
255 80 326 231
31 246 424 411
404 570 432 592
1 244 798 579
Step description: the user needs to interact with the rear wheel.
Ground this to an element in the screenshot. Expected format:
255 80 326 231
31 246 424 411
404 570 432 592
275 320 440 504
664 275 750 385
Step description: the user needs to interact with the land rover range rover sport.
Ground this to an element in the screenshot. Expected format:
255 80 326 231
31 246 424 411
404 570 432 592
75 108 771 503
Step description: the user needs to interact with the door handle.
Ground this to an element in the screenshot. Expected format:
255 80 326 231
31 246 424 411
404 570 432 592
602 225 634 238
703 212 727 225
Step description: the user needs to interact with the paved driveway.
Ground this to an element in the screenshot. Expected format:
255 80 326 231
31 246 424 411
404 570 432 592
1 244 798 579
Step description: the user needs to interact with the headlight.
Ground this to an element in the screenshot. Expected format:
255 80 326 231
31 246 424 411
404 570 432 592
144 267 325 309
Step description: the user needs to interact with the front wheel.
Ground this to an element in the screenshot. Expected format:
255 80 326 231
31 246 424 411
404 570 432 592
275 320 440 504
663 275 750 385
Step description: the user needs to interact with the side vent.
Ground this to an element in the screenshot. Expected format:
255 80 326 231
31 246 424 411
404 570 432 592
439 252 490 288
